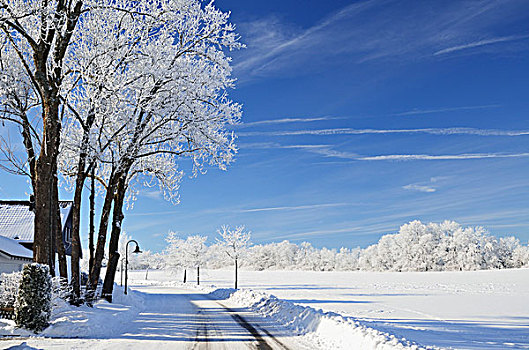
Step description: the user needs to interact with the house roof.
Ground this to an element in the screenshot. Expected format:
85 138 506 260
0 235 33 259
0 201 72 243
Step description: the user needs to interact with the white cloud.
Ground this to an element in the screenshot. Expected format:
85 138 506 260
392 104 500 116
403 184 436 193
237 116 338 128
238 142 281 149
238 127 529 138
358 153 529 161
430 176 450 183
141 189 162 200
240 203 348 213
233 0 528 80
434 34 529 56
240 142 529 163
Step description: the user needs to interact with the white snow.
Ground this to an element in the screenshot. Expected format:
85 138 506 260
210 288 428 350
0 236 33 259
129 268 529 349
1 268 528 349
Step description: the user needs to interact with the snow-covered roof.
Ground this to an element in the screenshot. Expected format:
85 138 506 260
0 201 72 243
0 202 34 242
0 235 33 259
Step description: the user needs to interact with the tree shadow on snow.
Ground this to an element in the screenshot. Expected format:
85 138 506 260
286 298 372 304
359 317 529 350
107 291 294 343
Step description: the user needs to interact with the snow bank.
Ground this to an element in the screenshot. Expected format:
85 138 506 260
1 284 145 338
42 285 144 338
210 288 435 350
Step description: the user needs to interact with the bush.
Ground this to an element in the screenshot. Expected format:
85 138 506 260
0 271 22 308
15 263 52 333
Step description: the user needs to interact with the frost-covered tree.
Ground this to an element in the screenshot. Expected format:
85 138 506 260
184 235 207 285
156 221 528 273
165 233 207 284
1 0 242 303
46 0 243 301
358 220 529 272
0 0 87 270
165 232 184 271
217 225 250 289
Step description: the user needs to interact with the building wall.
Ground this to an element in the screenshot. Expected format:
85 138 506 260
0 253 26 274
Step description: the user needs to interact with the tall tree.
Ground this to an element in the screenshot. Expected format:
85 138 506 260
58 0 242 300
0 0 84 267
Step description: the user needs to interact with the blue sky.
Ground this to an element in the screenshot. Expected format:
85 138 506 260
2 0 529 252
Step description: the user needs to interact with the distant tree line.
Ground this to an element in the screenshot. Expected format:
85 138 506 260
122 221 529 273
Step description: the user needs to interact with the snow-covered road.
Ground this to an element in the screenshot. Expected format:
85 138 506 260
0 285 308 350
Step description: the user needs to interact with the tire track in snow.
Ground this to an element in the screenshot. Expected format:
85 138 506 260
217 301 290 350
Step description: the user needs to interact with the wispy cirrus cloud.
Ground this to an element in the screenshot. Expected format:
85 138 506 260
233 0 529 80
392 104 500 117
402 176 450 193
434 34 529 56
141 189 162 200
403 184 436 193
239 203 348 213
242 142 529 162
237 116 339 128
238 127 529 137
357 152 529 161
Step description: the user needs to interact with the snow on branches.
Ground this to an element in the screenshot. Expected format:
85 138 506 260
165 232 207 271
217 225 251 261
155 221 529 273
58 0 243 205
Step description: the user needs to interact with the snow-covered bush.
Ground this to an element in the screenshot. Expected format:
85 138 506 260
51 277 72 306
0 271 22 308
15 264 52 332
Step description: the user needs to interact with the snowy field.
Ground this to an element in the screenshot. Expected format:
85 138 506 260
130 268 529 350
1 268 528 349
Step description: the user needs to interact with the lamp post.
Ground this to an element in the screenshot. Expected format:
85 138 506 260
120 257 125 286
124 239 141 295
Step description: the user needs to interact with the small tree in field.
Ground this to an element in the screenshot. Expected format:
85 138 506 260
218 225 251 289
165 233 207 284
165 232 187 282
184 235 208 285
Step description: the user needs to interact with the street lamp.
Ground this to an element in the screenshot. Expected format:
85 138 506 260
124 239 142 295
120 257 125 286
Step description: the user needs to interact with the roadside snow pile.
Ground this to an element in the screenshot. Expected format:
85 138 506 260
0 284 145 338
42 284 144 338
211 288 436 350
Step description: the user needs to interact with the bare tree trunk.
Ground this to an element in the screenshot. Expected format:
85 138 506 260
183 269 186 283
197 266 200 285
235 258 238 289
102 177 127 302
89 166 96 274
33 102 61 273
70 173 86 301
53 182 67 279
89 175 116 290
70 111 96 302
